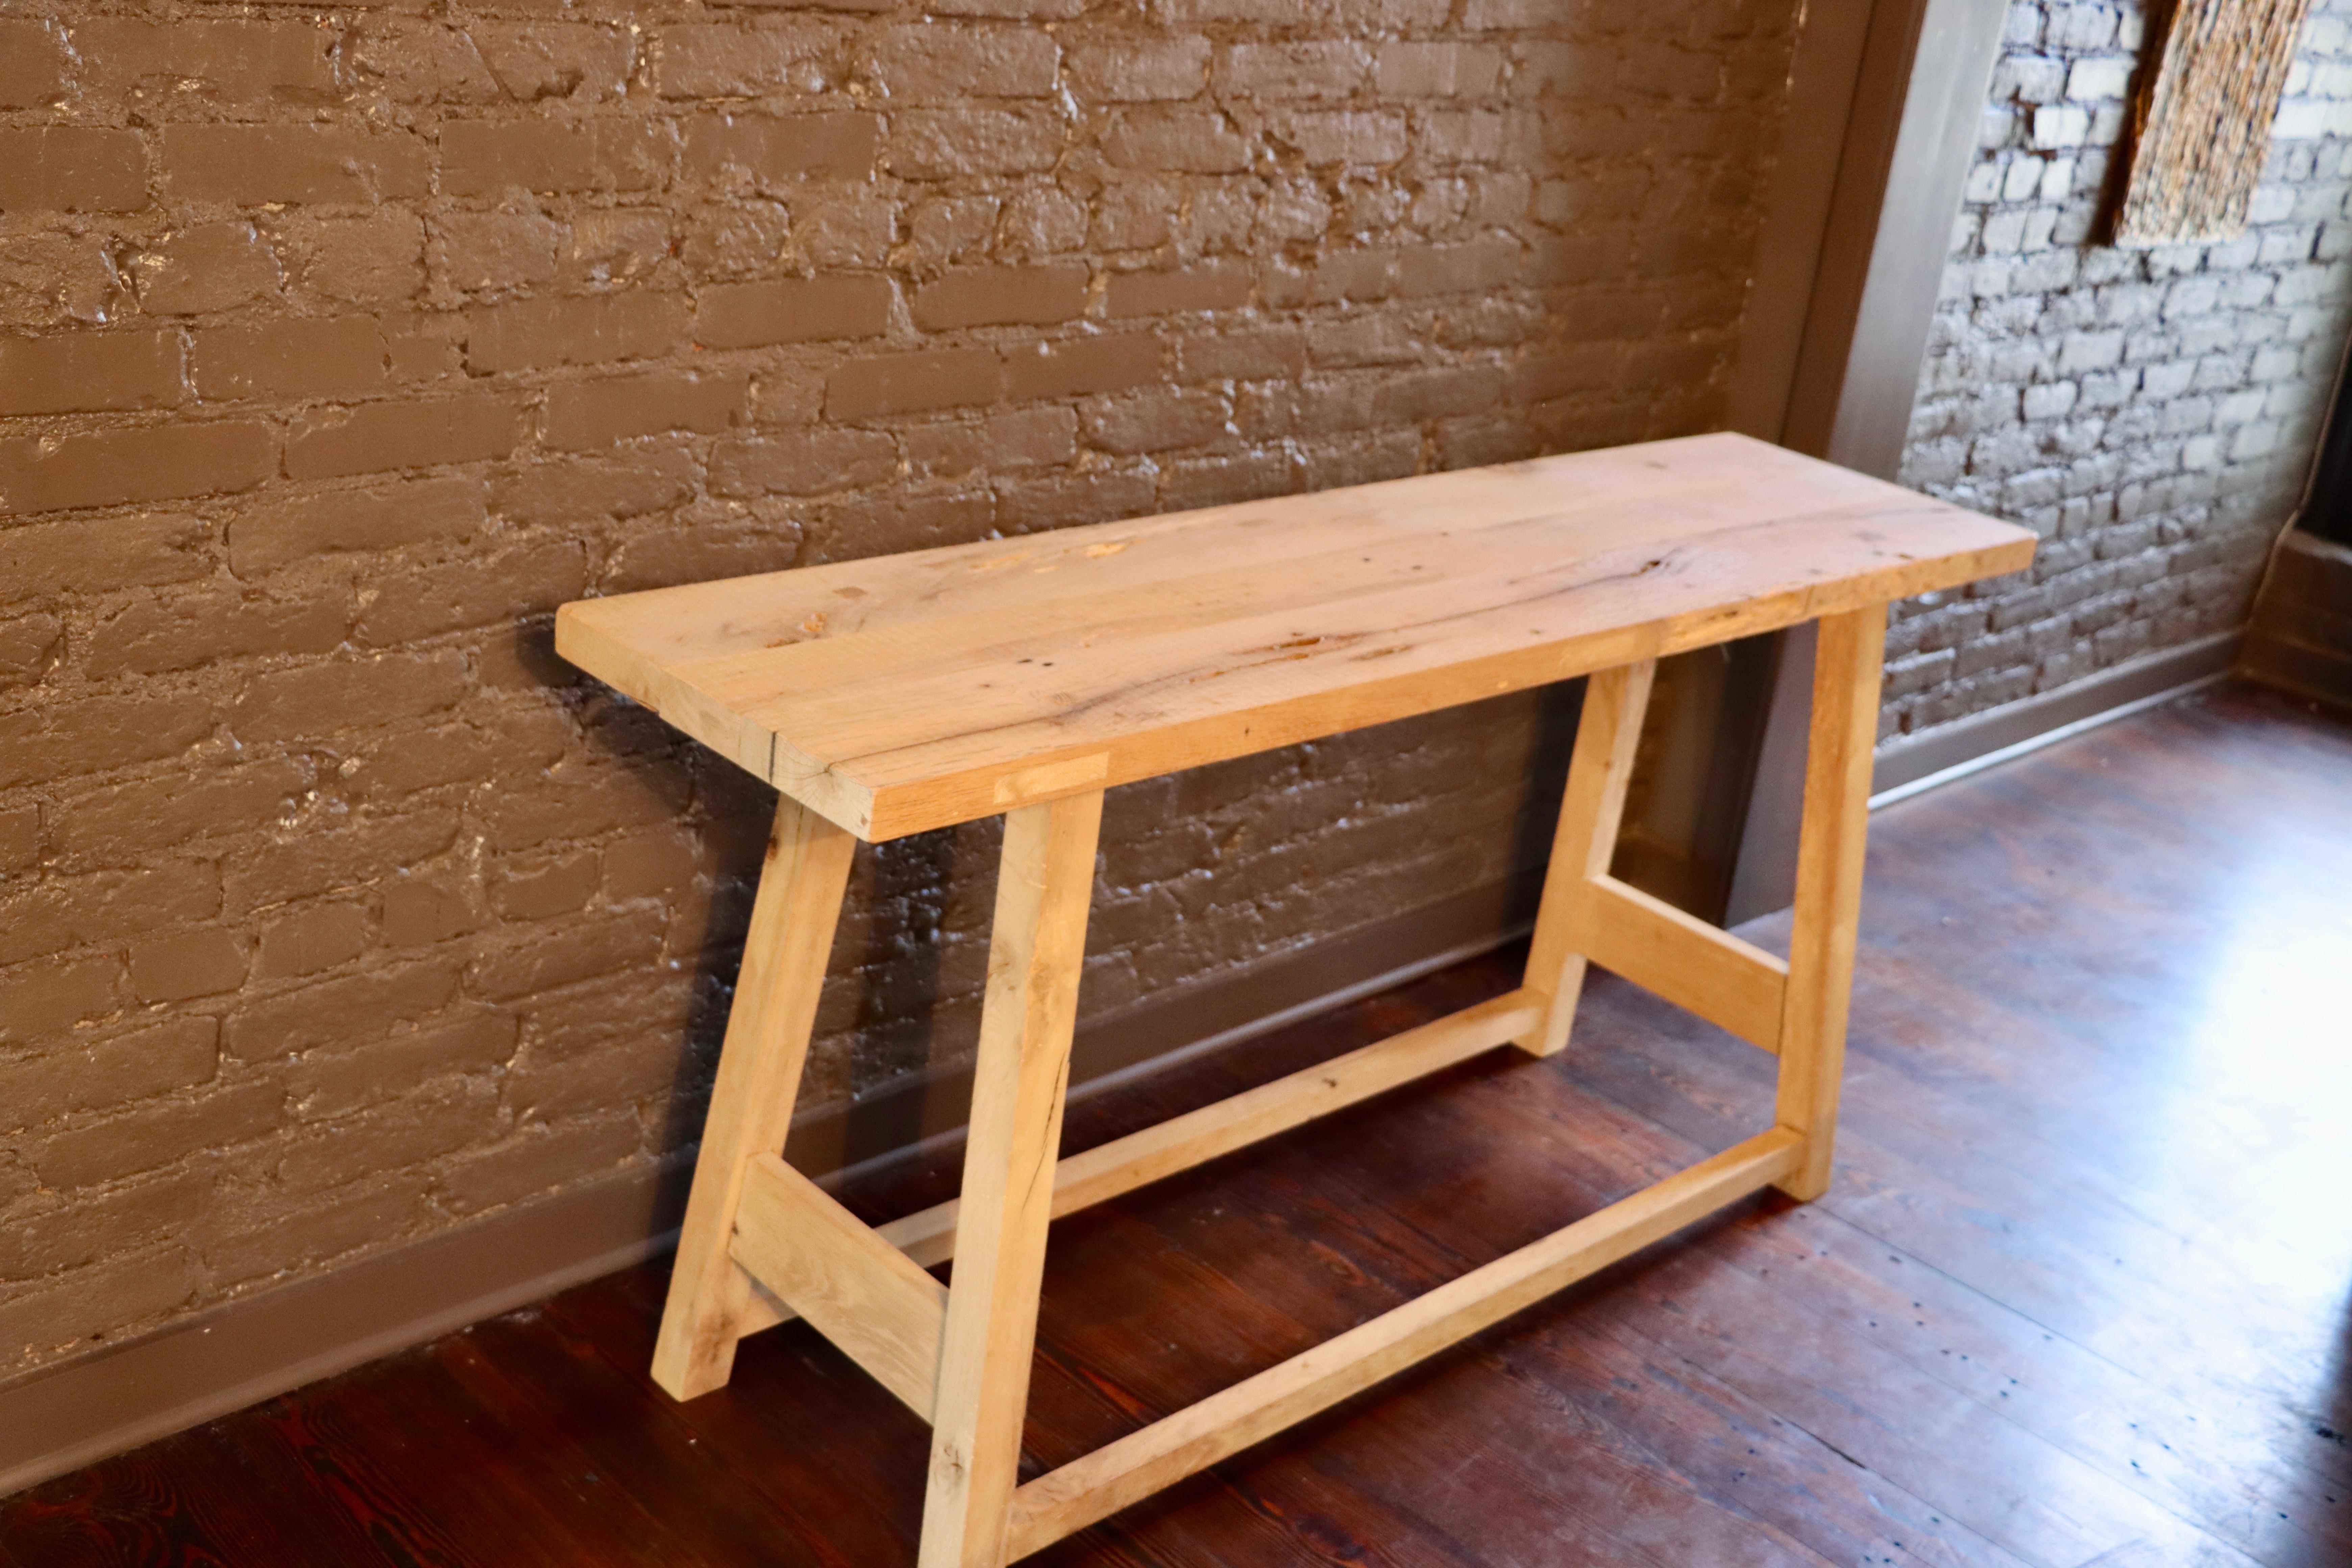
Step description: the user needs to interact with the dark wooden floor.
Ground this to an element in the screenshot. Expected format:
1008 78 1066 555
8 680 2352 1568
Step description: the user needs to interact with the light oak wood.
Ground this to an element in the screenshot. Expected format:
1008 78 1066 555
1772 603 1887 1201
651 797 854 1402
731 1154 948 1421
922 792 1103 1568
1571 874 1789 1052
557 433 2034 841
1515 659 1656 1055
1002 1127 1806 1558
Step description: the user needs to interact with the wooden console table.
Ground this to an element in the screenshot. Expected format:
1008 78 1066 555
555 431 2034 1566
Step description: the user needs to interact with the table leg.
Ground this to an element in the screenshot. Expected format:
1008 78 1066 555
1515 658 1658 1057
1772 603 1887 1201
652 794 856 1401
921 791 1104 1568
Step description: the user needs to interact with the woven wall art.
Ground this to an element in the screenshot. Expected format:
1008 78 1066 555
2116 0 2316 245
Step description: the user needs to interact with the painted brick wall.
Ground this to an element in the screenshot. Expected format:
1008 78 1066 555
0 0 1804 1374
1889 0 2352 739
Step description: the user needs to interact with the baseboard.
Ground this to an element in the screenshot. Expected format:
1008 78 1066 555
2238 529 2352 709
0 877 1534 1499
1868 631 2241 806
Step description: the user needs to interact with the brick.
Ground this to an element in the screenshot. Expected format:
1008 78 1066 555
85 590 348 678
493 449 694 526
2 1019 218 1139
289 1007 516 1121
161 126 428 205
0 1247 202 1361
75 19 337 106
652 23 837 98
1002 335 1165 400
682 112 880 183
0 612 61 688
55 762 312 875
274 1076 500 1195
904 406 1077 478
0 21 70 109
1176 326 1306 382
353 542 588 645
233 654 469 744
709 428 898 496
828 348 1004 417
130 225 283 315
695 276 893 348
1268 110 1408 166
490 850 598 920
0 955 121 1049
255 904 369 980
0 422 273 517
127 929 250 1003
0 128 149 212
0 692 217 791
1374 42 1502 96
435 213 562 294
0 331 185 416
468 909 666 1000
1084 388 1230 453
1102 109 1251 173
229 475 486 576
1397 238 1522 297
543 370 750 449
818 489 996 559
381 874 486 947
872 26 1060 101
194 318 390 402
204 1175 434 1287
1067 39 1209 101
0 862 222 968
913 264 1089 329
1216 42 1370 100
0 804 36 874
464 291 687 374
477 763 689 853
283 395 529 480
469 22 636 102
888 108 1064 178
441 119 675 197
277 212 426 309
433 1112 640 1215
601 828 702 900
1105 262 1252 317
222 958 462 1061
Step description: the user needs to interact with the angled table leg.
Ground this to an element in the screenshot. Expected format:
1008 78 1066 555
922 791 1104 1568
653 794 857 1400
1515 658 1658 1057
1773 603 1887 1201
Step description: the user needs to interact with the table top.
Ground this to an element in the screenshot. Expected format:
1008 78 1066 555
555 432 2034 841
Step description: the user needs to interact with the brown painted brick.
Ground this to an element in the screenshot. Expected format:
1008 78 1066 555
0 20 71 109
871 25 1060 101
543 370 750 449
1176 326 1306 382
1260 248 1397 306
1373 363 1507 424
283 395 529 480
0 861 223 968
0 509 209 610
1374 41 1503 96
85 590 349 679
30 1078 283 1191
0 955 121 1049
381 874 487 947
993 465 1154 532
912 263 1088 330
161 126 428 205
492 449 694 526
469 23 636 103
0 330 185 416
1066 39 1208 101
290 1008 516 1121
435 212 562 294
194 317 391 403
468 908 666 1001
0 803 36 874
478 764 690 853
1084 388 1231 453
127 928 250 1003
0 612 62 688
1002 334 1165 400
204 1175 434 1288
354 542 588 645
601 827 702 900
709 428 898 496
229 475 486 577
130 224 284 315
695 276 893 348
274 1076 500 1195
0 422 273 517
276 213 426 310
827 347 1004 417
1397 238 1523 298
0 694 216 791
441 119 675 197
682 111 881 183
255 903 369 980
817 488 996 560
1101 109 1250 173
1 1017 216 1133
490 850 599 920
652 23 838 98
464 291 687 375
0 128 149 212
1266 109 1407 166
1215 42 1371 100
233 654 469 744
222 957 462 1062
1105 262 1251 318
73 19 338 107
0 1246 204 1362
887 108 1063 178
904 406 1076 478
433 1112 640 1216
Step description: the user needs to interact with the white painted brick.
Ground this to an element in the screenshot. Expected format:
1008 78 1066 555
2064 57 2131 101
2273 97 2330 140
2031 104 2091 148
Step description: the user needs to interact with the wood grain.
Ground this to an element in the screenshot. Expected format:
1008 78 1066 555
557 433 2034 840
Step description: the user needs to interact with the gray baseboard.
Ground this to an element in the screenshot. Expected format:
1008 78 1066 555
0 877 1533 1499
1868 631 2241 805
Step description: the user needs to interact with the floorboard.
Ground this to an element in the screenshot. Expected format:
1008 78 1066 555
5 681 2348 1567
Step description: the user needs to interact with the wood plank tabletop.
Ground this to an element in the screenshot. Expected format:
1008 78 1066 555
555 432 2034 840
